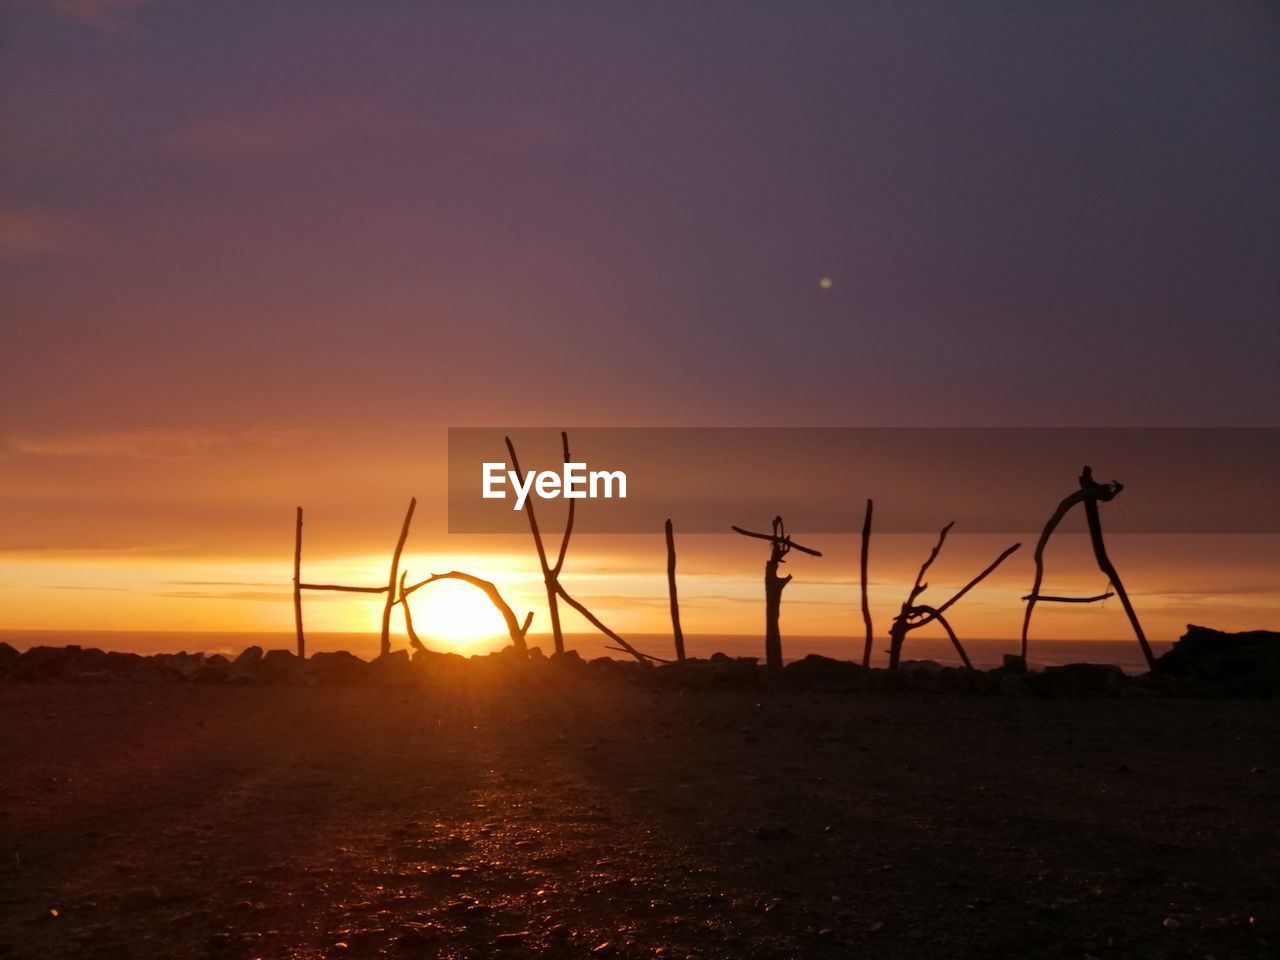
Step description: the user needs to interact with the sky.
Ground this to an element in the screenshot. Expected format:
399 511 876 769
2 2 1278 655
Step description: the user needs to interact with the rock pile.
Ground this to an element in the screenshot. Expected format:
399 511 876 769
1 628 1277 697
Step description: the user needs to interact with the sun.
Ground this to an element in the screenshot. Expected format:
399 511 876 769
402 578 508 651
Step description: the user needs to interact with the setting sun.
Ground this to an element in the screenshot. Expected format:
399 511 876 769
400 578 508 650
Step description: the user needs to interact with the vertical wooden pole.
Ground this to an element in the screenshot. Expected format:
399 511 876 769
380 497 417 657
665 519 685 662
293 506 305 658
763 543 787 670
859 498 873 667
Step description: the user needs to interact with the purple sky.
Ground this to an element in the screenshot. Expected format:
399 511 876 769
2 2 1278 641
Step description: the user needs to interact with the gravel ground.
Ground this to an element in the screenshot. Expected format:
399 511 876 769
0 672 1277 959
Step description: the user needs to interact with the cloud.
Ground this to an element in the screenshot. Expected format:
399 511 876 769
0 207 87 256
7 428 224 460
5 426 308 460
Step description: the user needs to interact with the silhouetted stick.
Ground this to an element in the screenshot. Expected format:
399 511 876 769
665 519 685 662
888 524 1019 669
929 542 1021 619
300 583 389 594
506 436 564 654
293 506 304 658
551 431 574 577
1020 489 1086 660
913 605 972 669
380 497 417 657
555 583 659 663
860 498 873 667
1080 466 1155 671
397 571 428 655
1022 592 1114 603
402 570 532 655
730 525 824 556
909 521 954 602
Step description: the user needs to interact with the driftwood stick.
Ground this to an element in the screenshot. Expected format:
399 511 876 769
1022 592 1114 604
1080 466 1155 671
397 571 428 655
931 542 1021 617
401 570 531 655
379 497 417 657
300 583 389 594
731 525 824 556
506 435 564 654
860 498 873 667
293 506 304 658
914 605 972 669
551 430 574 577
555 584 659 663
665 518 685 662
909 521 954 601
1020 489 1086 660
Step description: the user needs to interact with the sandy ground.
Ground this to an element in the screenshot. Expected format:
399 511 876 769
0 672 1277 959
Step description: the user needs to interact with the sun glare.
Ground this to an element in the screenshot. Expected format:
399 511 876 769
401 578 508 651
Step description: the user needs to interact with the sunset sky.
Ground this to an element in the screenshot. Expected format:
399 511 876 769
2 3 1278 655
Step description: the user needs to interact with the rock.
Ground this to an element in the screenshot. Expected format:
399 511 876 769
1155 625 1280 695
783 654 867 690
369 649 413 684
1040 662 1126 697
232 646 263 668
255 649 303 683
1000 653 1027 674
755 821 793 841
308 650 368 685
195 654 232 683
15 646 75 680
153 652 203 681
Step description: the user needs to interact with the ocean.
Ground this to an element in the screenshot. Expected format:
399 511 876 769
0 630 1171 674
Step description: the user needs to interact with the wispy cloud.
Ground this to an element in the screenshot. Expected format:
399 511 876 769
7 428 224 460
5 426 308 460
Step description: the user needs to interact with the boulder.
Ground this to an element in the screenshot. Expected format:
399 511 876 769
15 646 75 680
233 646 264 668
369 649 413 684
308 650 367 685
1155 625 1280 695
255 649 303 683
783 654 867 690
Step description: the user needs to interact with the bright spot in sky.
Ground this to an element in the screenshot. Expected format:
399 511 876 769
818 277 833 289
400 578 507 650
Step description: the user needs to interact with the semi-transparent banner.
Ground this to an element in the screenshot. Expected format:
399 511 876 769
448 428 1280 534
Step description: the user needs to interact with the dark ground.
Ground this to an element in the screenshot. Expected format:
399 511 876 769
0 674 1277 959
